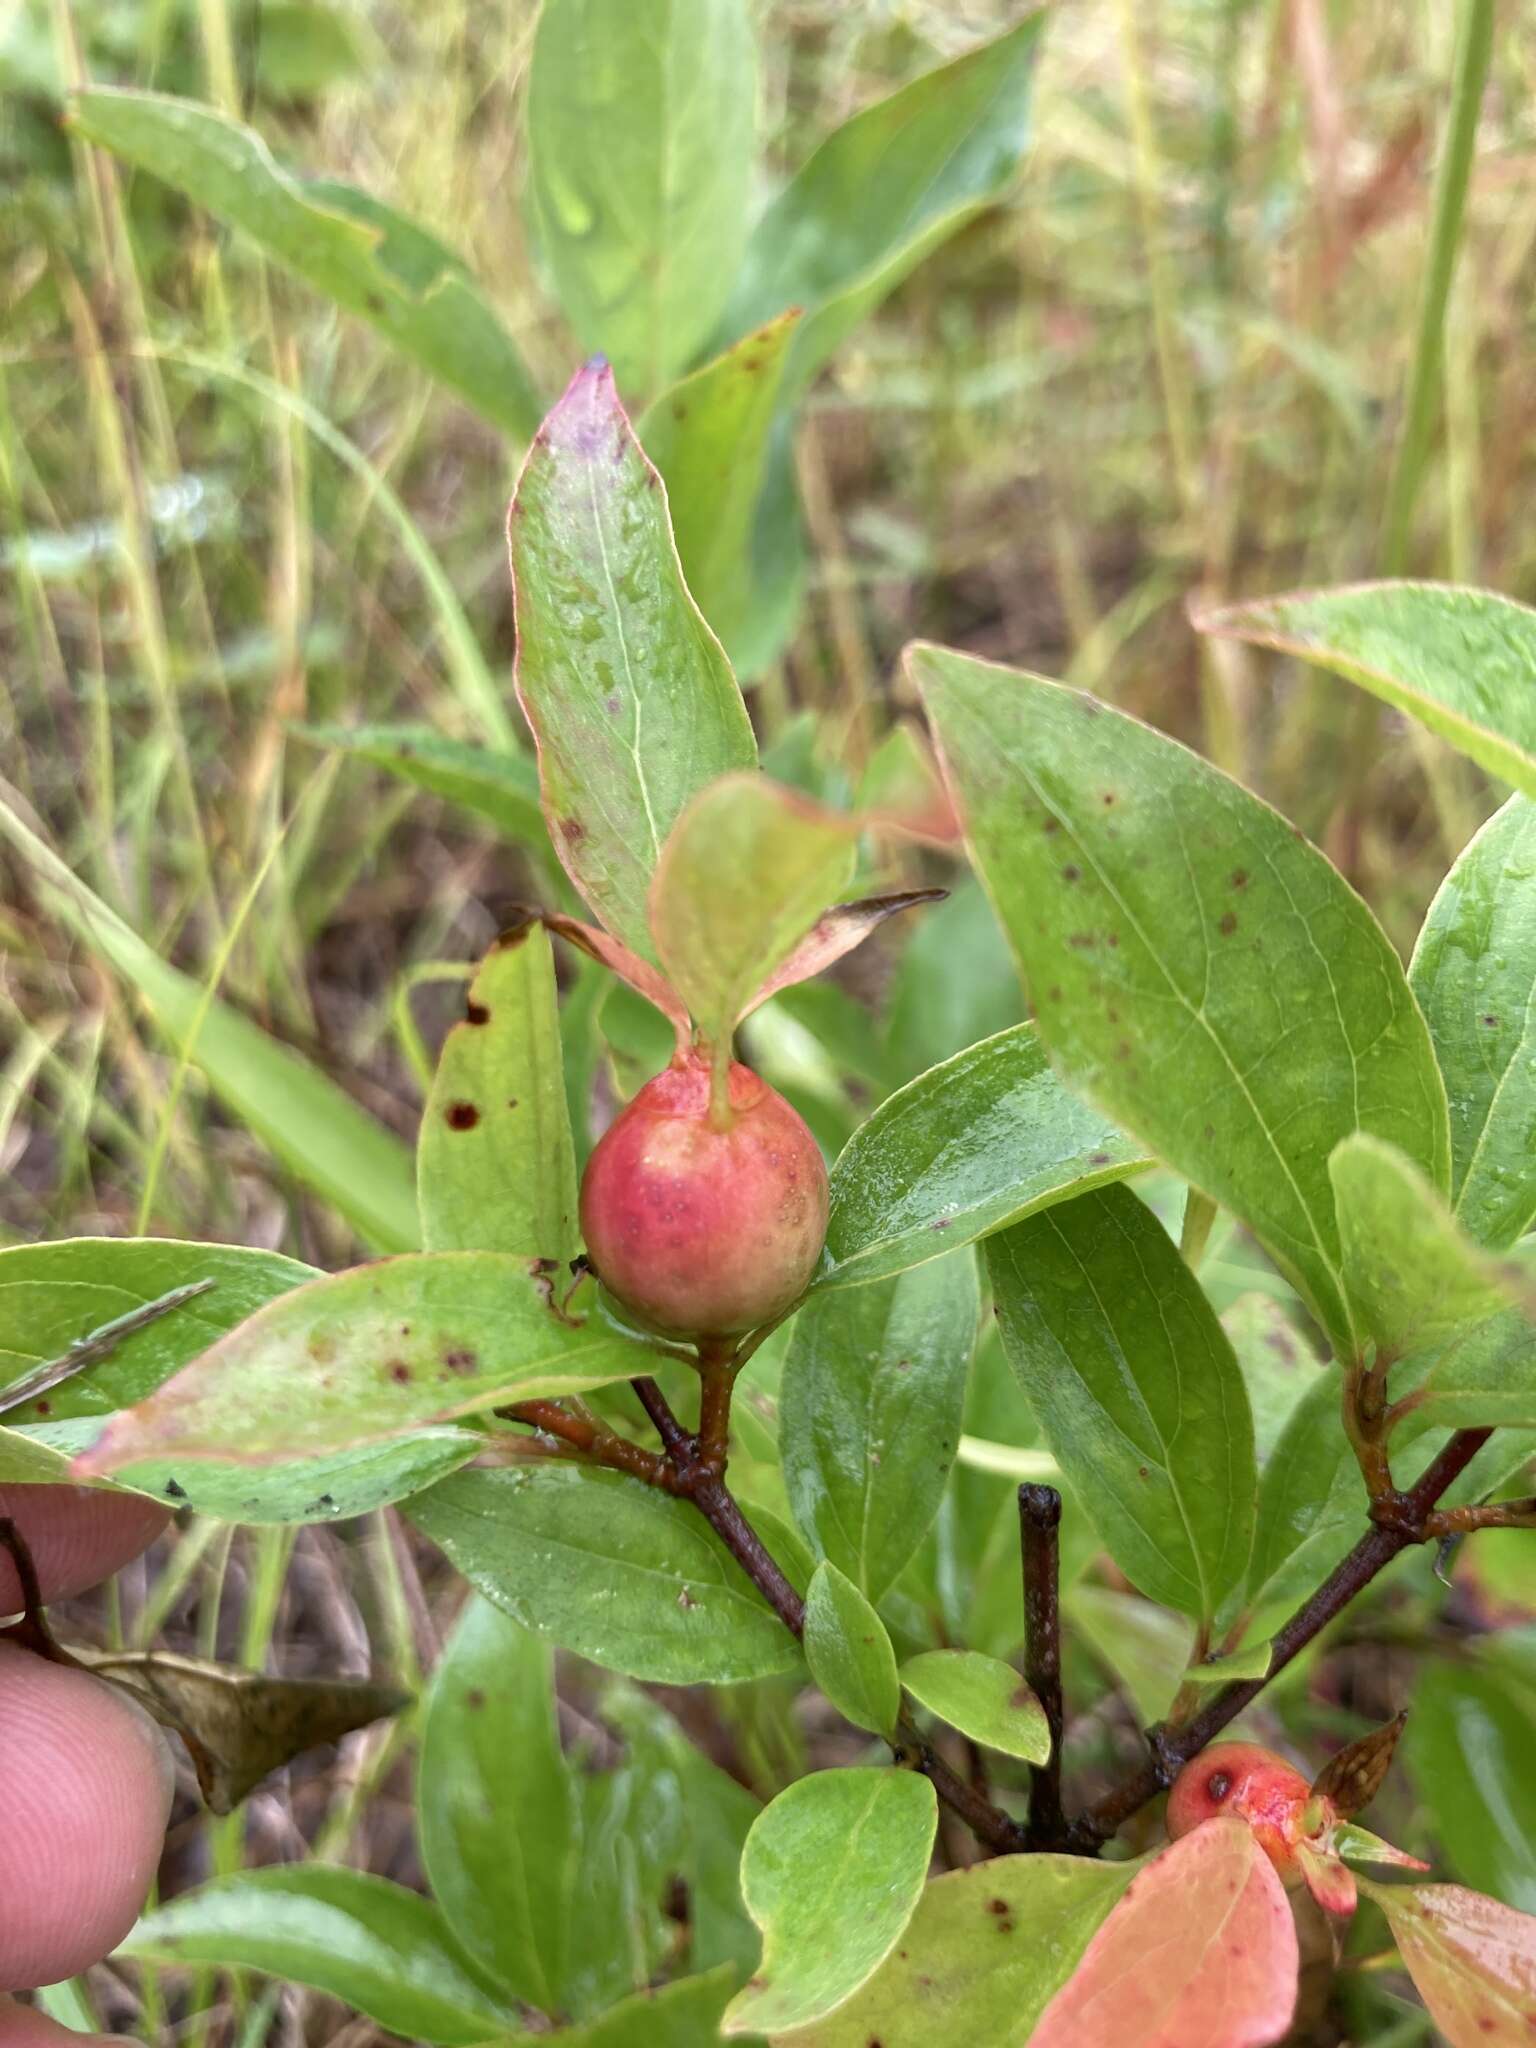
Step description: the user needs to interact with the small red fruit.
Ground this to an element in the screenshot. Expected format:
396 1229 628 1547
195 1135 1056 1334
579 1052 828 1341
1167 1743 1330 1884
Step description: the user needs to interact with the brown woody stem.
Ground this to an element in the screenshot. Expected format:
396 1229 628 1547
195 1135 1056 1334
1019 1484 1067 1849
631 1374 1028 1851
1069 1425 1493 1850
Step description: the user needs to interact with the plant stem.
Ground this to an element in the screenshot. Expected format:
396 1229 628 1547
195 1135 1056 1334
1069 1426 1492 1849
631 1376 1028 1852
1020 1484 1067 1849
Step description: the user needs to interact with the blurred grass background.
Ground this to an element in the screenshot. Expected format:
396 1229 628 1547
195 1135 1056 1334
3 1 1534 2038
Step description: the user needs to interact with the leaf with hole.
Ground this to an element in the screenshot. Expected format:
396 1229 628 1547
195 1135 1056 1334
915 641 1450 1359
1198 582 1536 798
721 1768 937 2036
988 1186 1256 1621
1409 794 1536 1249
509 360 757 960
69 91 540 440
419 925 579 1261
406 1463 799 1685
73 1255 653 1475
899 1649 1048 1763
819 1022 1150 1291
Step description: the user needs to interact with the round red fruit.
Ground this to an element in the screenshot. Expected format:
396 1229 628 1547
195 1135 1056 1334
579 1053 828 1341
1166 1742 1322 1881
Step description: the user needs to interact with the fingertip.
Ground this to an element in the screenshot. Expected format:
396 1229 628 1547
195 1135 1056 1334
0 1648 173 1993
0 1996 137 2045
0 1487 171 1607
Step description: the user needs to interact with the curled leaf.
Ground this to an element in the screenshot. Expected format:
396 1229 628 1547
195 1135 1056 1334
1294 1837 1358 1920
1311 1710 1407 1819
514 908 691 1048
743 889 948 1020
77 1649 407 1814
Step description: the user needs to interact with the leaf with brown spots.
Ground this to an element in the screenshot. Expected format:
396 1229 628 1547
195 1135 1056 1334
915 640 1449 1361
1031 1819 1299 2048
1360 1879 1536 2047
70 1252 654 1474
419 924 581 1260
1311 1710 1407 1819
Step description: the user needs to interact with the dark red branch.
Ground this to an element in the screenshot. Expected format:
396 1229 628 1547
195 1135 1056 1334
1020 1484 1067 1849
630 1375 1027 1851
1069 1426 1493 1849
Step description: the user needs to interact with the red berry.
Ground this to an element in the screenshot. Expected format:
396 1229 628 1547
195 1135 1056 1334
1166 1742 1327 1883
579 1053 828 1341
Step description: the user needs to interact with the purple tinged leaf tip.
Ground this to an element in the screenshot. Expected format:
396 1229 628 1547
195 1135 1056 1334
543 356 624 457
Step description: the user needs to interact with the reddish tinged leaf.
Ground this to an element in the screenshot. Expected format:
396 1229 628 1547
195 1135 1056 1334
743 889 947 1020
1362 1879 1536 2046
1311 1710 1407 1819
1031 1819 1299 2048
519 908 690 1049
1295 1839 1358 1919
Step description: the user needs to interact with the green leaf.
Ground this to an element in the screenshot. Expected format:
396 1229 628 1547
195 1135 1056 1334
1410 795 1536 1248
509 359 757 960
0 794 418 1253
117 1867 520 2046
783 1853 1135 2048
0 1237 314 1417
526 0 756 395
1330 1133 1526 1360
650 774 856 1048
547 1964 741 2048
803 1561 901 1738
75 1255 653 1474
722 1768 937 2036
1408 1663 1536 1913
915 641 1450 1359
294 724 544 845
641 312 802 667
781 1250 978 1602
1064 1586 1194 1723
418 1595 578 2011
69 91 540 440
598 1688 762 1979
90 1427 480 1524
988 1186 1256 1621
1357 1877 1536 2048
419 926 579 1261
720 14 1046 403
406 1464 799 1684
1198 582 1536 797
1221 1292 1322 1466
819 1023 1151 1291
899 1650 1049 1763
